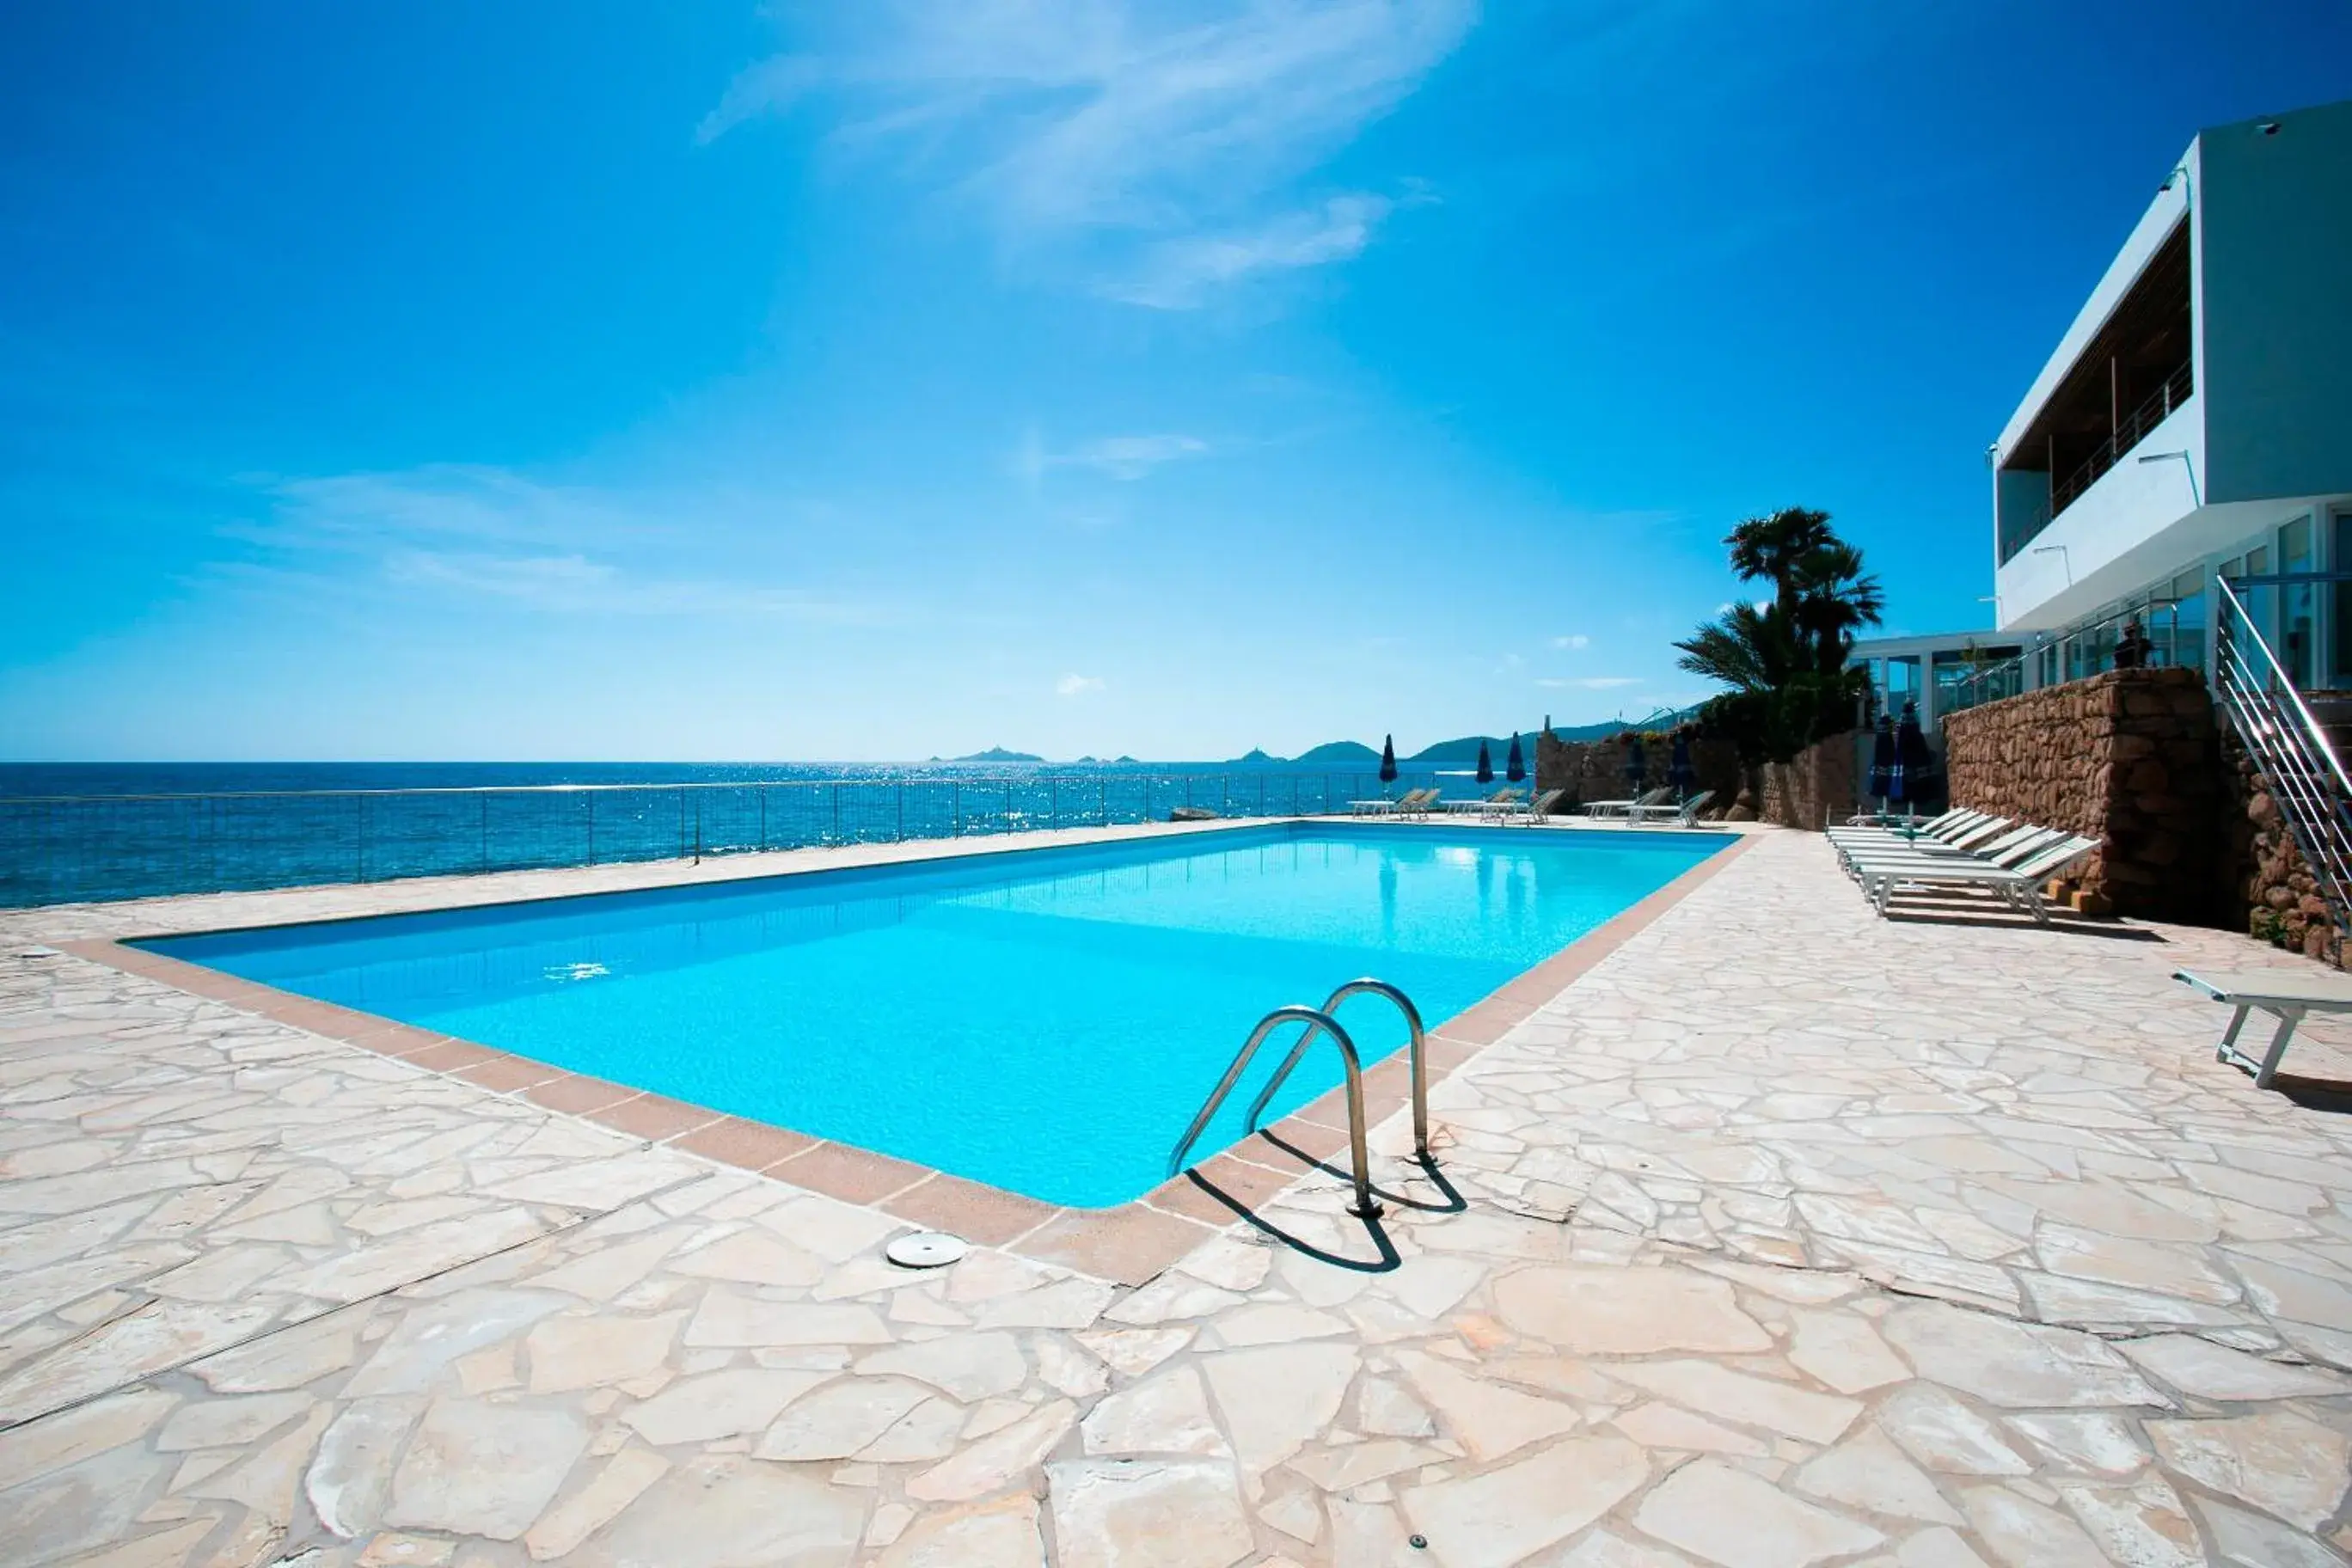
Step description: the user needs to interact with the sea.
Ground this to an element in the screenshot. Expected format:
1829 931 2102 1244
0 760 1457 910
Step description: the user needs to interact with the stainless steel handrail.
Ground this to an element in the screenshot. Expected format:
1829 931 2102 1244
1242 978 1429 1162
2213 576 2352 936
2218 577 2352 798
1169 1004 1381 1219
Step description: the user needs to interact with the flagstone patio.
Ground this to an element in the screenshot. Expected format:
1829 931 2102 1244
3 826 2350 1566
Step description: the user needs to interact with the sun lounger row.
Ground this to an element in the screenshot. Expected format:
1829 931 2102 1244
1586 787 1715 828
1827 807 2099 921
1344 787 1570 824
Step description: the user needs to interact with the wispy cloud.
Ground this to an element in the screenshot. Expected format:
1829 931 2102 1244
703 0 1476 304
1537 676 1642 689
1108 193 1399 309
1551 633 1590 651
1056 672 1106 696
225 465 881 622
1014 431 1210 484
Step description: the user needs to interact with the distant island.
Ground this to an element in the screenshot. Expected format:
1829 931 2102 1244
1274 710 1705 769
1291 740 1381 765
1228 748 1277 764
950 746 1044 763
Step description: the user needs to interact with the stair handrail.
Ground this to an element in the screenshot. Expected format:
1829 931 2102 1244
2213 576 2352 934
1241 978 1430 1162
2216 577 2352 798
1169 1004 1381 1218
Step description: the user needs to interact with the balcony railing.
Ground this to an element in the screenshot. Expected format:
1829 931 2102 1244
1998 360 2195 564
2049 359 2195 517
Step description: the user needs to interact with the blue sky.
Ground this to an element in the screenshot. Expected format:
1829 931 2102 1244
4 2 2348 763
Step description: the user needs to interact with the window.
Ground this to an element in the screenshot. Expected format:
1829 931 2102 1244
2282 517 2315 688
2169 566 2207 673
2335 511 2352 688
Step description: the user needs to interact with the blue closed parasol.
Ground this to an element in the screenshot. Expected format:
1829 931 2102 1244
1668 727 1695 797
1476 739 1494 785
1506 733 1526 783
1624 732 1647 792
1867 714 1896 805
1890 702 1929 806
1379 734 1398 788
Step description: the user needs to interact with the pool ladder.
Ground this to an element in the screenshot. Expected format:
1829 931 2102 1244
1168 978 1430 1220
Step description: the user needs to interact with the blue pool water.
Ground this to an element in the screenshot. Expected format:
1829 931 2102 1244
143 823 1729 1207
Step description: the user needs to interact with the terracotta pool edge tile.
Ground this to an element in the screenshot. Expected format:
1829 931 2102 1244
453 1054 567 1093
1016 1204 1217 1288
671 1115 820 1173
764 1141 934 1207
585 1092 724 1143
522 1073 644 1117
879 1173 1064 1248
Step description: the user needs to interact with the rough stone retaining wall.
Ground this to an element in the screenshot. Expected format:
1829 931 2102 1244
1940 668 2220 922
2222 732 2344 965
1758 733 1859 831
1534 731 1740 813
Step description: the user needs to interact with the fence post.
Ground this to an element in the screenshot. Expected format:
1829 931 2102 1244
355 794 365 883
587 793 597 865
953 782 963 836
759 787 768 851
480 793 488 872
678 791 688 860
897 781 905 842
695 795 703 863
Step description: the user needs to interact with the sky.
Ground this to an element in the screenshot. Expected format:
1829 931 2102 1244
3 3 2349 763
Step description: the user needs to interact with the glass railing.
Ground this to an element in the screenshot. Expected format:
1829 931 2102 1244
0 770 1448 910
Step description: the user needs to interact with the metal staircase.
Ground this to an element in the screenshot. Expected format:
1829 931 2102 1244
2213 576 2352 940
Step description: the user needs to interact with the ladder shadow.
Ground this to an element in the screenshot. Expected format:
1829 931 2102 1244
1180 1144 1468 1274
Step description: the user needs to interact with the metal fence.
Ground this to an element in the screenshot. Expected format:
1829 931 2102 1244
0 771 1443 910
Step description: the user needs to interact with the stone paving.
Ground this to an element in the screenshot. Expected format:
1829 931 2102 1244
3 827 2350 1565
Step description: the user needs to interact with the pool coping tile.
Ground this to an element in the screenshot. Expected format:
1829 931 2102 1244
1015 1203 1218 1288
586 1092 725 1142
766 1141 934 1206
57 823 1759 1287
671 1114 822 1172
879 1172 1065 1248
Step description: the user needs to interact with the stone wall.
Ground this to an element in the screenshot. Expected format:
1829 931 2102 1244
1939 668 2220 922
1534 730 1740 813
1757 733 1859 830
2222 732 2344 965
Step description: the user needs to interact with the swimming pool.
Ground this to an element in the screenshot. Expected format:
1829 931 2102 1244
142 823 1730 1207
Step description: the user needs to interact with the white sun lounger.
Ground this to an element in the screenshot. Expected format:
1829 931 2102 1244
1627 789 1714 827
1855 835 2100 921
1587 786 1670 820
1835 824 2065 879
2174 968 2352 1088
1828 808 1986 847
1832 815 2012 858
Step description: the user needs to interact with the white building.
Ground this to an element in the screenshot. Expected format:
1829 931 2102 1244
1991 96 2352 692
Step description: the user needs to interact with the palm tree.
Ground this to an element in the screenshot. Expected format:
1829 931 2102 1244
1676 511 1883 769
1787 540 1884 674
1725 508 1836 611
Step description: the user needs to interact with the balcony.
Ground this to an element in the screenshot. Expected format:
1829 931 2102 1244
1996 217 2193 565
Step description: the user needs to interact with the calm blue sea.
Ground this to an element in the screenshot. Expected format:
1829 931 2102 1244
0 761 1461 909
